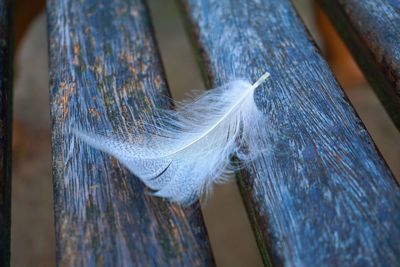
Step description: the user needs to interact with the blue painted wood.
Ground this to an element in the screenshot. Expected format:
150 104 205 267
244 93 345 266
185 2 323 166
318 0 400 129
180 0 400 266
46 0 214 266
0 0 12 266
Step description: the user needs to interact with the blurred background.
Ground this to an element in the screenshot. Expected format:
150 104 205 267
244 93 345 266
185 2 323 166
10 0 400 266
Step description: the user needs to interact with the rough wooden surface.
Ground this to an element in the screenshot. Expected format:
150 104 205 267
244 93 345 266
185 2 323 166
317 0 400 129
0 0 12 266
180 0 400 266
46 0 214 266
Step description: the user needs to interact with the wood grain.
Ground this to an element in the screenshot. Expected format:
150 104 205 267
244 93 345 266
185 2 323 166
0 0 12 266
46 0 214 266
317 0 400 129
180 0 400 266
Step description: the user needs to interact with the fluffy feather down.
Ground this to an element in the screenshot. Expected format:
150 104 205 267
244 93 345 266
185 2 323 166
74 72 270 204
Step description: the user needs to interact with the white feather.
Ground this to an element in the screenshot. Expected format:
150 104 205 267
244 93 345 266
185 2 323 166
73 71 270 204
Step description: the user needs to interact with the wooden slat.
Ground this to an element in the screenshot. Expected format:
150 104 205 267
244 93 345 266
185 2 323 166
317 0 400 129
46 0 214 266
0 0 12 266
179 0 400 266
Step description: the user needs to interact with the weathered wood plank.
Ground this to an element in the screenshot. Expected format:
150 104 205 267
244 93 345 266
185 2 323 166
179 0 400 266
0 0 12 266
317 0 400 129
46 0 214 266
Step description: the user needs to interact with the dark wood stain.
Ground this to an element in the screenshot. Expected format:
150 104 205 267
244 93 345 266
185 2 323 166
317 0 400 129
180 0 400 266
47 0 214 266
0 0 12 266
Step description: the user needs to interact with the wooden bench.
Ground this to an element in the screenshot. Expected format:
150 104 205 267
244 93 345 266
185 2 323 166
181 1 400 266
317 0 400 129
47 0 213 266
1 0 400 266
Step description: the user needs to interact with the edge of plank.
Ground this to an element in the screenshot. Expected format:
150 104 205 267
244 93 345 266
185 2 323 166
0 0 12 266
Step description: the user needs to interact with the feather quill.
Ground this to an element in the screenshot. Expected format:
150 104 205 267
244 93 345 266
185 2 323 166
74 71 270 204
